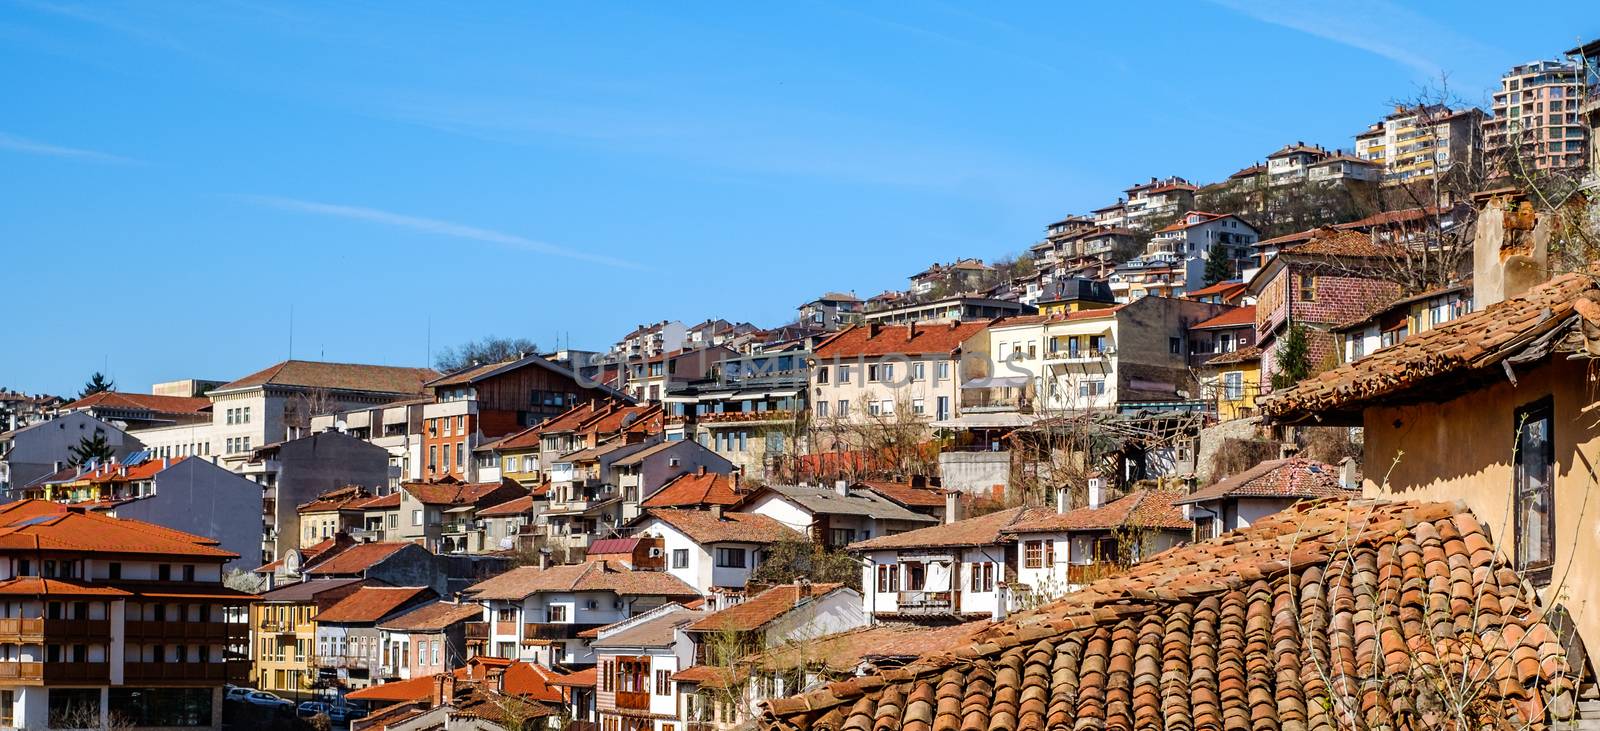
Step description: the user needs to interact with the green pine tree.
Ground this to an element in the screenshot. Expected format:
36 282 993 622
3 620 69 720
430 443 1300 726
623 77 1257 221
1272 323 1313 390
79 372 114 399
68 431 115 467
1203 243 1233 287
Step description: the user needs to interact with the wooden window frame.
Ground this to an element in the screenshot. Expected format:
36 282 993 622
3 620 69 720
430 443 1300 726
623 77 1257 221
1513 397 1556 585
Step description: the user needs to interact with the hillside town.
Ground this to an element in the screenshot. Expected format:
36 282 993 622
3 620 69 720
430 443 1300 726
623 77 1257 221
3 31 1600 731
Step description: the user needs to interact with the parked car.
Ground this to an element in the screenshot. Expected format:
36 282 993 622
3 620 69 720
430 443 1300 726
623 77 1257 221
224 686 252 702
243 691 293 710
329 704 367 722
296 701 331 718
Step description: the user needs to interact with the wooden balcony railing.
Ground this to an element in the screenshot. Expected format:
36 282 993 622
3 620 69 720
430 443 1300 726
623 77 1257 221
464 621 489 640
126 620 249 642
895 591 954 614
0 662 42 683
614 691 650 711
46 662 110 683
124 661 250 684
1066 562 1128 585
42 619 111 640
0 618 43 640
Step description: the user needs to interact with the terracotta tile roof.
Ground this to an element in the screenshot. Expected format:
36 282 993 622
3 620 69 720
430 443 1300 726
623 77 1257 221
1154 211 1232 233
401 478 522 507
855 482 946 508
1184 279 1245 298
671 664 742 689
1266 142 1327 158
1252 227 1322 248
297 485 378 514
465 560 701 601
1281 228 1397 258
1228 163 1266 179
304 542 414 576
65 457 186 484
346 659 563 704
688 583 845 633
1333 206 1448 230
813 321 990 359
315 586 435 624
62 391 211 415
0 500 235 559
476 495 535 518
592 606 706 649
1003 490 1192 533
762 499 1578 731
1262 271 1600 423
0 578 131 597
756 621 991 674
991 306 1123 329
1189 306 1255 330
343 672 438 702
427 354 563 388
641 472 746 509
849 507 1028 551
643 509 806 545
256 577 364 602
1175 458 1355 505
548 666 597 688
379 601 481 631
1202 344 1263 367
216 360 437 394
353 492 402 509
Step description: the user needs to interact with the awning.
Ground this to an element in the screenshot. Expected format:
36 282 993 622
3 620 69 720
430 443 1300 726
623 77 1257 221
961 376 1030 389
931 412 1041 429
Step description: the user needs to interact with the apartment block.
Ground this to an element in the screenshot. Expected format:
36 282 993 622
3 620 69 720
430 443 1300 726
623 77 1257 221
1354 105 1484 185
1485 58 1589 173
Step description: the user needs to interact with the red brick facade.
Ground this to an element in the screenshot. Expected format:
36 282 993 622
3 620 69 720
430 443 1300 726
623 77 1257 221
1256 263 1401 389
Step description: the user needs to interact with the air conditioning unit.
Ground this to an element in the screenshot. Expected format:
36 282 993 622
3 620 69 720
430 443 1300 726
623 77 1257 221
613 600 624 610
648 547 663 558
585 600 598 610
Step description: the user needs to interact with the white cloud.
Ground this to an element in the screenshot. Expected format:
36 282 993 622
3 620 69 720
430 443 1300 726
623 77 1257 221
1207 0 1501 80
0 131 137 164
239 195 640 270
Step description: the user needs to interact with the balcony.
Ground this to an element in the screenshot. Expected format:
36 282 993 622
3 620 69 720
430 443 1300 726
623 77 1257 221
1044 348 1114 363
697 409 797 425
895 591 954 614
522 623 605 642
42 619 111 641
325 655 372 670
0 662 111 684
125 661 250 684
0 618 43 641
127 620 249 642
464 621 489 641
615 691 650 711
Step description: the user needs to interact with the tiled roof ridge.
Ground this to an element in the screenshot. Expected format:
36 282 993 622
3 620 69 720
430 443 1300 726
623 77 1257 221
762 498 1576 730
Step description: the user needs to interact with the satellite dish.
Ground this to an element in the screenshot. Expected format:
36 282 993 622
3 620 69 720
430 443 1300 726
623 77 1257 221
334 419 348 432
283 549 303 576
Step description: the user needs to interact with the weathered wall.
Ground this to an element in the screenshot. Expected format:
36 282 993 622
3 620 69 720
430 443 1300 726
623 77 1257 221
939 451 1009 496
1363 358 1600 672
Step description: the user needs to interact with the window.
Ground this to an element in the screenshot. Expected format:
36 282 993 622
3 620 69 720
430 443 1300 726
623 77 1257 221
875 564 899 592
672 549 689 569
108 562 120 580
1298 272 1317 301
837 400 849 417
912 362 925 381
912 398 925 415
936 362 950 380
456 442 465 469
1222 372 1244 401
158 564 171 582
656 669 672 695
839 365 852 383
1079 380 1106 397
715 548 747 568
412 510 423 526
816 367 829 384
1025 540 1045 569
548 605 568 622
880 400 894 414
868 401 881 417
936 396 950 421
182 565 195 582
969 562 995 593
828 528 856 547
1169 337 1182 355
816 401 829 418
1514 398 1555 582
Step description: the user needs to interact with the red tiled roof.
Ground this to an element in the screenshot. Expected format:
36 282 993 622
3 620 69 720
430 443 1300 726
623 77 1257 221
0 500 235 559
0 578 131 597
671 664 742 689
1253 228 1320 247
1189 306 1255 330
855 482 946 508
688 583 845 633
849 507 1028 551
1264 270 1600 423
380 601 481 631
62 391 210 415
476 495 535 518
216 360 437 394
1203 344 1263 367
643 509 805 545
1175 458 1354 505
305 542 414 576
315 586 434 624
354 492 402 509
1281 228 1397 258
466 560 700 601
640 472 745 509
762 499 1577 731
549 666 597 689
64 457 186 484
401 478 522 507
1184 279 1245 298
1155 211 1232 233
756 621 991 674
991 306 1123 329
1004 490 1192 533
813 321 990 359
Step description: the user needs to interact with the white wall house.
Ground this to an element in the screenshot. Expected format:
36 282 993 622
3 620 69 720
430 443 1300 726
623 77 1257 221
737 484 939 550
631 509 804 590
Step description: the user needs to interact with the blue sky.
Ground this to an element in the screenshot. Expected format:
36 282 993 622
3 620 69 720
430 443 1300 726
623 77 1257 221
1 1 1589 396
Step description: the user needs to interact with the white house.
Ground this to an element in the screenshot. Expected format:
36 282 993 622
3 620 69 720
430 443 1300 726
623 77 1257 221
631 508 804 591
1000 486 1191 598
591 603 705 731
848 508 1023 624
463 561 701 667
1173 458 1358 540
736 483 939 550
1143 211 1260 294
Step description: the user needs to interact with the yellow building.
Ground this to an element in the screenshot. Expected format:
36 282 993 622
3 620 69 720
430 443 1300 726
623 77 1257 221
1199 347 1263 421
1035 279 1117 318
483 426 544 486
251 577 364 698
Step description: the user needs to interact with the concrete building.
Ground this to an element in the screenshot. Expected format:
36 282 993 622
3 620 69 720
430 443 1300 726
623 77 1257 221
1333 281 1472 362
0 411 141 496
58 391 212 432
1265 142 1329 186
392 479 528 555
861 296 1032 325
312 586 437 691
614 321 689 360
809 321 991 444
309 398 429 488
1134 211 1260 295
1354 104 1485 185
245 431 391 564
590 603 705 731
375 602 481 682
0 500 253 730
25 454 266 571
797 292 864 332
1485 58 1589 173
251 577 365 700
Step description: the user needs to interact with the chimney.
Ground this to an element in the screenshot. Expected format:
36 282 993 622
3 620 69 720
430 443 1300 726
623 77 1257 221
910 475 926 489
1339 457 1360 491
943 490 962 524
1055 486 1068 514
834 480 849 498
732 468 742 491
1473 191 1547 310
432 673 447 707
796 577 812 601
907 322 918 341
538 549 551 570
868 323 882 338
711 504 724 521
697 465 707 477
1087 475 1103 510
